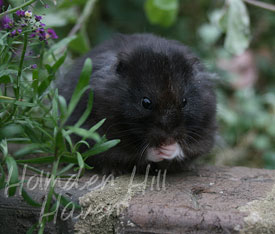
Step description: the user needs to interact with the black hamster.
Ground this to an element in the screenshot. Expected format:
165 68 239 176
59 33 217 174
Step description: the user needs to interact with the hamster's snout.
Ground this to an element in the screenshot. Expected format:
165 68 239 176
146 142 184 162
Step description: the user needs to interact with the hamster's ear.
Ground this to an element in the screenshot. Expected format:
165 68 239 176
116 52 130 76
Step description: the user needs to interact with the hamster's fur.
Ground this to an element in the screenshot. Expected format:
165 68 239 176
58 33 217 174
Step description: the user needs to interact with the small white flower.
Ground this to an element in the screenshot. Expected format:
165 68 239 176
25 11 32 18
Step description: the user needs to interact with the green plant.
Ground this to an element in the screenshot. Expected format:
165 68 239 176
0 2 119 233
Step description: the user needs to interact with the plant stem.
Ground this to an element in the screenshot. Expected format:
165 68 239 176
39 41 45 68
68 0 97 37
15 33 28 100
38 156 60 234
243 0 275 12
0 0 38 18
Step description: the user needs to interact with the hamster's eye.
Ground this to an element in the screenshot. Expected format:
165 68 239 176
182 98 187 107
142 97 153 110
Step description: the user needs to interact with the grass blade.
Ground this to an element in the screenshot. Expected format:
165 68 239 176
5 156 19 196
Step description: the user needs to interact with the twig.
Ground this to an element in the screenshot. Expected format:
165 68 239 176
68 0 97 37
16 33 28 100
0 0 38 18
243 0 275 12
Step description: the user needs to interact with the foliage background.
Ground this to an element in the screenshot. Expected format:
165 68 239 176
3 0 275 169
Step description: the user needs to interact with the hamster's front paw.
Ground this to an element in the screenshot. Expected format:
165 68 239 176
146 142 184 162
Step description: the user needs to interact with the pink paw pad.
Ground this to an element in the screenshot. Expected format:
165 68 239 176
146 143 183 162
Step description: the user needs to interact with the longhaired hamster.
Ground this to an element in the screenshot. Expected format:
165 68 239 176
59 33 217 174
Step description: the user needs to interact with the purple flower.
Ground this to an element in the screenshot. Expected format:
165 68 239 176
2 16 11 24
36 28 46 41
47 28 58 39
16 10 25 17
40 23 46 27
31 64 37 69
35 15 42 21
17 28 22 34
44 4 49 8
10 29 17 37
39 27 45 32
30 33 36 38
2 16 13 30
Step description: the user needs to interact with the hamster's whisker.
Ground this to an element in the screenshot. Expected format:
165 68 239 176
111 128 143 135
136 142 149 168
184 134 201 145
105 122 143 134
115 138 144 151
179 138 195 157
185 129 203 140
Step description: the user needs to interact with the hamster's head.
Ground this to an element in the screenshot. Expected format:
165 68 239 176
112 46 216 166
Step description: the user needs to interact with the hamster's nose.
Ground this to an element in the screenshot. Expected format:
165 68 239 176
162 137 176 145
158 112 181 132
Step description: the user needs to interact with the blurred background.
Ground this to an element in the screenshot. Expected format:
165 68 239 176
6 0 275 169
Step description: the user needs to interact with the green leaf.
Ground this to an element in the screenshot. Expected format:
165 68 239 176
51 51 67 74
37 76 53 96
67 126 101 142
0 139 8 159
77 152 84 169
0 164 5 189
45 64 53 74
16 156 56 164
5 156 19 196
0 98 36 107
46 35 77 57
224 0 250 55
56 163 75 176
67 58 92 118
84 163 93 170
48 201 59 222
22 124 41 143
83 139 120 159
74 140 89 151
0 75 11 84
209 9 228 32
22 188 41 207
0 124 23 140
74 90 93 128
58 95 68 120
54 128 65 152
144 0 179 27
51 90 59 125
198 24 221 45
69 119 105 140
26 155 78 164
60 155 78 164
14 143 47 158
62 129 73 151
87 118 105 134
